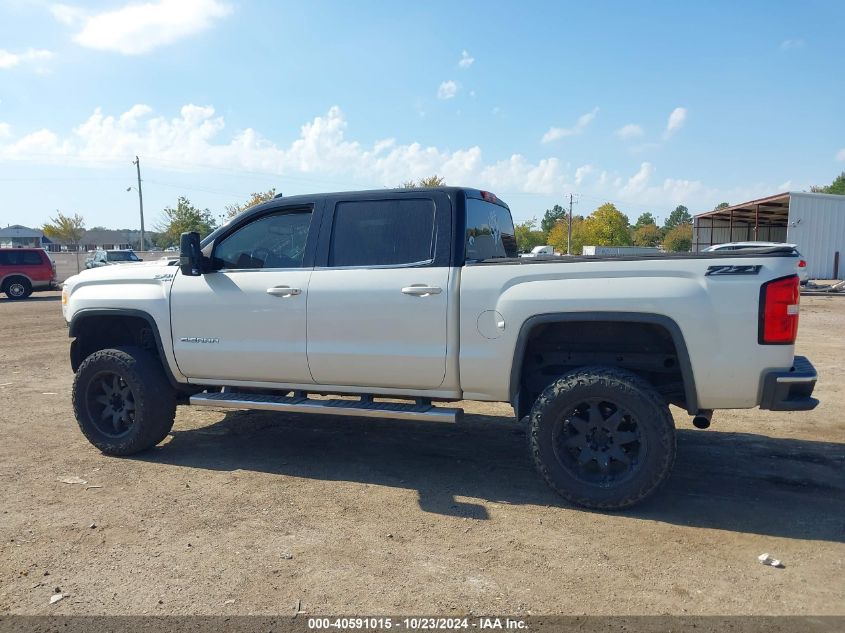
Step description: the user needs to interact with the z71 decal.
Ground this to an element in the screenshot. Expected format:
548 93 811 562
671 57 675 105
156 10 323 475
705 265 762 276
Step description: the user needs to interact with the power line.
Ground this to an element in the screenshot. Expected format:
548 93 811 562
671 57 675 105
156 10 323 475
142 178 250 198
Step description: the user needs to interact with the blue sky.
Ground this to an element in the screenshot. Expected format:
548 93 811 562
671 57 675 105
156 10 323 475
1 0 843 231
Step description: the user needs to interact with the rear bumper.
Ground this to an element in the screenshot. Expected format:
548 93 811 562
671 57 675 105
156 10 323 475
759 355 819 411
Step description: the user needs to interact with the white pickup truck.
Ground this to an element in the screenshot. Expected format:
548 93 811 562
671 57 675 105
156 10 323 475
61 187 818 509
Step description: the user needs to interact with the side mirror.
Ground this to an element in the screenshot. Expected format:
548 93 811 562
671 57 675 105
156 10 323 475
179 232 202 276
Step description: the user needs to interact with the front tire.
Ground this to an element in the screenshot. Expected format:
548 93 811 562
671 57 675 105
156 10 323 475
528 366 676 510
4 277 31 300
72 347 176 455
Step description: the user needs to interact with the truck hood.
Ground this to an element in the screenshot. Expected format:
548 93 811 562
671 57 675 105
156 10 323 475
64 260 177 287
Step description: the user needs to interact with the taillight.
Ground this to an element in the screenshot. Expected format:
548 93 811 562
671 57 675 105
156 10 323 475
798 259 807 268
759 275 800 345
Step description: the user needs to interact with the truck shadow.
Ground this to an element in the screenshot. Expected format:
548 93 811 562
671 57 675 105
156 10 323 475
139 410 845 542
0 295 61 303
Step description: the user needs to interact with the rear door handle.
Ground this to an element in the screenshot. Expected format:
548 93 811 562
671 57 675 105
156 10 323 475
267 286 301 297
401 285 442 296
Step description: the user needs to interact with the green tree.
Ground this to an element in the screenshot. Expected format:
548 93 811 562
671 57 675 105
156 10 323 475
633 223 663 247
401 175 446 188
549 204 630 254
42 211 86 272
514 218 547 252
633 212 657 229
156 197 217 247
582 203 632 249
547 217 582 254
663 224 693 252
810 171 845 195
225 188 277 219
541 204 567 235
663 205 692 232
42 211 86 246
714 202 730 210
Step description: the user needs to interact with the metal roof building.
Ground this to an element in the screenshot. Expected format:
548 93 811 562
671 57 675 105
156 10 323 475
0 224 45 248
693 192 845 279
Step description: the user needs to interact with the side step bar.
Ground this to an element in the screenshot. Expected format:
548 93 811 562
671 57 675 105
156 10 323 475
189 391 463 423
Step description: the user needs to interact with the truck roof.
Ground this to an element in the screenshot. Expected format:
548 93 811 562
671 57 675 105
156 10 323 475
264 186 509 209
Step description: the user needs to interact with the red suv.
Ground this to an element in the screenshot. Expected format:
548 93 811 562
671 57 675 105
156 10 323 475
0 248 57 300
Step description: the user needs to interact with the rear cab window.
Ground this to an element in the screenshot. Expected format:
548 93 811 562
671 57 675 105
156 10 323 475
464 197 517 262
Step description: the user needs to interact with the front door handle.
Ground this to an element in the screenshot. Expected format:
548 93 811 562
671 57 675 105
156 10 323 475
401 285 442 297
267 286 302 297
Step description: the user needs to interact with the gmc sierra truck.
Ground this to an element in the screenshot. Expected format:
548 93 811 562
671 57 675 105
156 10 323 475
61 187 818 509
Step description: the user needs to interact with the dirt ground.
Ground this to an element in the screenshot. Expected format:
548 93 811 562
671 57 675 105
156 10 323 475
0 292 842 616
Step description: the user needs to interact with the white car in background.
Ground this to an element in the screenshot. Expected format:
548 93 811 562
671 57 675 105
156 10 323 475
703 241 809 284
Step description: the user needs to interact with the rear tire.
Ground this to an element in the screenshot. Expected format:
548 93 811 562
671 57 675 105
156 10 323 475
72 346 176 455
528 366 676 510
4 277 31 300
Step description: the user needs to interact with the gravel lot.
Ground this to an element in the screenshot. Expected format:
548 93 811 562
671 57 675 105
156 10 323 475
0 292 843 615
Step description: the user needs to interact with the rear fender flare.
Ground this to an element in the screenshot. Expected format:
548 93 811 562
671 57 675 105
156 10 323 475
509 311 698 415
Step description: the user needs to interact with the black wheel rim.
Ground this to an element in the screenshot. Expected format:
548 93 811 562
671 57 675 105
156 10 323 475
8 283 25 297
552 397 646 486
85 371 136 438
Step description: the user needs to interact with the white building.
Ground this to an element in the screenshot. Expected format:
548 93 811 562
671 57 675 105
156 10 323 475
693 192 845 280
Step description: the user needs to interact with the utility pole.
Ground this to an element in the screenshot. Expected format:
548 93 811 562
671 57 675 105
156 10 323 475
132 156 145 252
566 193 578 255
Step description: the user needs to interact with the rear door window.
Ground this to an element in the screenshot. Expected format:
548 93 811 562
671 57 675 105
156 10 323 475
21 251 43 265
328 198 435 267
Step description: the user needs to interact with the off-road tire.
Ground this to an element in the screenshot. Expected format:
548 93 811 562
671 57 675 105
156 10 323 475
72 346 176 455
528 366 676 510
4 277 32 300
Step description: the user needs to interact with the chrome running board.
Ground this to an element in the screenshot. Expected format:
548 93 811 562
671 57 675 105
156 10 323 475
189 391 462 423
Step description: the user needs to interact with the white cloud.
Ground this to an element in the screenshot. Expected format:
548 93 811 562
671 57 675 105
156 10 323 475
0 103 572 195
620 162 654 197
458 50 474 69
0 48 54 70
574 164 594 185
50 3 85 25
780 39 805 50
663 107 687 139
437 80 458 100
778 180 793 191
54 0 232 55
836 148 845 161
616 123 644 141
541 107 599 143
0 103 784 214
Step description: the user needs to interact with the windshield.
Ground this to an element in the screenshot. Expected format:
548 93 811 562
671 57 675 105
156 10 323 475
107 251 139 261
